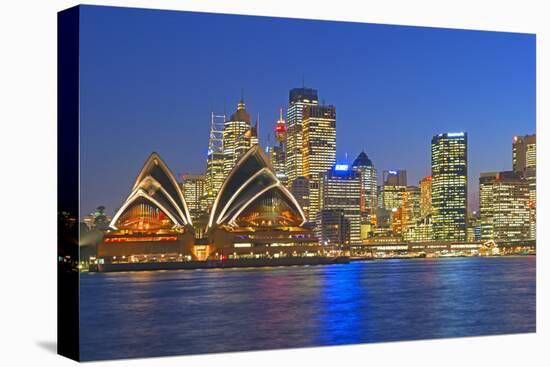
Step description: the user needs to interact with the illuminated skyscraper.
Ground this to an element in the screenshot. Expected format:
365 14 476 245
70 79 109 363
383 170 407 186
290 176 310 220
513 134 536 177
268 108 288 185
320 165 362 244
479 172 498 240
382 186 405 211
403 181 432 243
302 104 336 219
479 171 531 241
275 107 287 143
431 132 468 242
205 112 226 209
402 186 421 231
223 99 252 176
302 105 336 177
180 174 206 214
513 134 536 240
316 209 350 246
285 87 318 184
419 175 433 218
381 170 407 211
352 151 378 218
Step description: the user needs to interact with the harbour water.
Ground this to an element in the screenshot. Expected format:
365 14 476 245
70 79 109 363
80 256 535 361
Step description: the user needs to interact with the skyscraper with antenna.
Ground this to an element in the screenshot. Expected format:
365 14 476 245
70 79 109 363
268 108 288 186
222 98 253 176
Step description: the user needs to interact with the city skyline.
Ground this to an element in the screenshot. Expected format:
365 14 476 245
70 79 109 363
79 5 535 217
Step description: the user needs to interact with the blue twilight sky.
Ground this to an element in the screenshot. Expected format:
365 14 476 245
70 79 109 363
78 5 535 217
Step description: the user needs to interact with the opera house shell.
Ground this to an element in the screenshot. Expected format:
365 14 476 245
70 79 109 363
98 152 196 262
206 145 320 258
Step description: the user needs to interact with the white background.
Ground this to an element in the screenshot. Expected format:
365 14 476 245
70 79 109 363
0 0 547 365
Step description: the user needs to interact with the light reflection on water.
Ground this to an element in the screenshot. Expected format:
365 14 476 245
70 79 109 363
80 256 535 361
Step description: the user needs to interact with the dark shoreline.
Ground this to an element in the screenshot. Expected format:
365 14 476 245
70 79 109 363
90 256 350 272
87 253 535 273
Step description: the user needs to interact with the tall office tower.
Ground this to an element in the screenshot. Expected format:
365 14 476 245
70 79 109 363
382 186 405 211
381 170 407 211
513 134 536 176
285 87 318 184
479 172 498 240
302 104 337 178
290 176 310 220
402 186 421 230
319 165 362 244
268 109 288 185
352 151 378 218
275 107 287 143
513 134 536 240
479 171 531 241
223 99 252 176
419 176 432 218
181 173 208 239
180 174 206 215
431 132 468 242
383 170 407 186
205 113 226 209
316 209 351 246
302 104 336 219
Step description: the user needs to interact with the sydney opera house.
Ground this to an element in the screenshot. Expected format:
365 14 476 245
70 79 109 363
97 153 196 262
98 146 328 264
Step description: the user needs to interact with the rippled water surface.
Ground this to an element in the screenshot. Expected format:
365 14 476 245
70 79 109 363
80 256 535 361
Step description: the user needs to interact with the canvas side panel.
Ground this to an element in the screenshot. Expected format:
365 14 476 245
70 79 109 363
57 5 80 362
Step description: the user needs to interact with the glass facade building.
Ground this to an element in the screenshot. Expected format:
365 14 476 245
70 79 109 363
204 113 226 212
512 134 536 240
479 171 531 241
285 87 318 185
419 175 432 219
352 151 378 219
402 185 421 231
316 209 351 246
431 132 468 242
320 165 362 244
180 173 207 219
302 104 337 220
223 100 253 176
290 176 311 220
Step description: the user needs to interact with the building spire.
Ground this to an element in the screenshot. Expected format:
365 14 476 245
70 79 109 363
237 89 245 110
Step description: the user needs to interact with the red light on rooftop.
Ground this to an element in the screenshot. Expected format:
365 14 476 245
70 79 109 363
275 124 287 133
